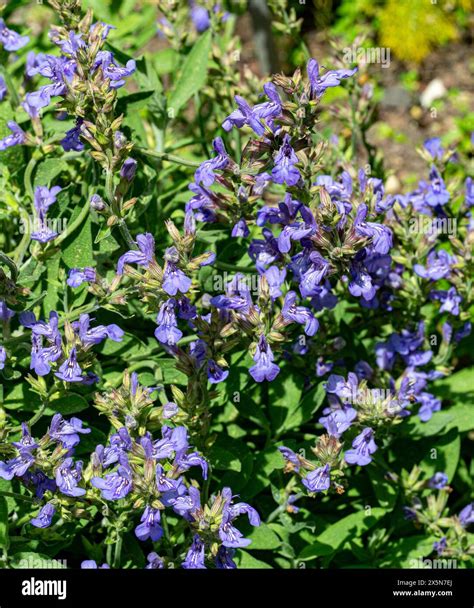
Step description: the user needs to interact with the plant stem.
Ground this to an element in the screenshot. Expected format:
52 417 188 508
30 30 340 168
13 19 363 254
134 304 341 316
136 147 201 168
55 195 91 246
0 490 36 504
113 533 123 568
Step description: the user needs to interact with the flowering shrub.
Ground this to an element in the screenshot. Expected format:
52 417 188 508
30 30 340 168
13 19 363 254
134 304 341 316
0 1 473 571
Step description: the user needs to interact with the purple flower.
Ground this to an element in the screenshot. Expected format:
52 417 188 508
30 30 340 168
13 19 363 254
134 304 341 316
249 334 280 382
145 552 164 569
74 314 124 346
297 252 330 298
348 260 376 301
0 449 35 480
430 287 461 316
282 291 319 336
162 257 192 296
278 446 301 472
190 3 210 32
271 134 301 186
135 506 163 542
55 458 85 497
433 537 447 556
325 373 359 402
155 299 182 345
311 281 338 311
424 137 444 160
316 357 333 377
207 359 229 384
354 205 393 254
13 423 38 451
344 427 377 466
56 31 85 56
425 167 450 207
120 158 137 181
94 50 136 89
414 250 456 281
307 58 357 99
428 472 448 490
418 392 441 422
302 464 331 492
163 401 179 419
0 121 26 150
67 267 96 288
174 451 208 479
182 534 206 569
0 19 29 51
231 219 249 238
222 83 281 136
0 345 6 371
319 405 357 438
215 546 236 569
61 122 84 152
219 487 260 548
195 137 229 186
0 300 15 321
211 273 253 315
55 347 83 382
30 503 56 528
264 266 286 299
117 233 155 274
455 322 471 343
22 88 52 117
48 414 90 449
91 457 133 500
81 560 110 569
459 504 474 527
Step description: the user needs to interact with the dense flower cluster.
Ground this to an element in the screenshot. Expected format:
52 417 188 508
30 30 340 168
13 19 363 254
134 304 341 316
0 2 472 571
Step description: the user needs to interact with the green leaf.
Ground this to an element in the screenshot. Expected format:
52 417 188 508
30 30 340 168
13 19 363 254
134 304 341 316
283 382 326 431
208 445 242 472
235 550 272 569
0 496 9 551
368 465 399 508
33 158 69 188
299 507 387 560
43 251 61 316
45 393 89 416
246 524 281 551
168 30 212 116
268 371 303 434
419 428 461 482
4 383 42 411
61 210 93 269
116 90 156 114
243 447 285 498
378 535 438 567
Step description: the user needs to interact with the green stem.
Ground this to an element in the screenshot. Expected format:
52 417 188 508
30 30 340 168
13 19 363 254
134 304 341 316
11 401 47 433
0 252 18 283
136 147 201 168
0 490 36 504
161 513 174 560
23 155 38 202
13 208 32 265
113 534 123 568
117 219 137 250
55 195 91 246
